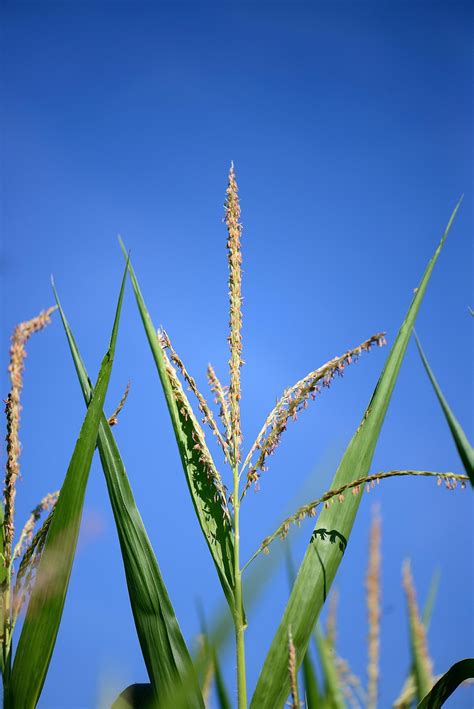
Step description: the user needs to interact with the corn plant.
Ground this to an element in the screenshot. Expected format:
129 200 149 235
0 264 127 708
45 166 468 707
94 166 466 707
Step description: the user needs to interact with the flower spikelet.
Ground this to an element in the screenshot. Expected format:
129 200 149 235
13 490 59 562
3 306 55 566
402 561 434 692
108 382 131 426
335 654 366 708
13 507 55 621
207 363 232 450
256 470 466 558
160 330 231 462
158 333 231 524
225 162 243 463
287 627 300 708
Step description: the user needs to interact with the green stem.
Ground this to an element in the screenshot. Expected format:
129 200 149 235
232 461 247 709
2 567 12 703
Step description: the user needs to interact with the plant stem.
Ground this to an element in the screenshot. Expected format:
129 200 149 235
2 568 12 701
232 461 247 709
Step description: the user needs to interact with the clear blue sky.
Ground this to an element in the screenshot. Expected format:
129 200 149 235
2 2 473 707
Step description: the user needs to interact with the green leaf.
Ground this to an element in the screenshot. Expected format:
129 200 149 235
250 199 462 708
417 658 474 708
315 629 345 709
302 648 320 709
119 238 236 612
285 546 320 709
213 646 232 709
8 264 127 709
52 287 203 708
414 332 474 485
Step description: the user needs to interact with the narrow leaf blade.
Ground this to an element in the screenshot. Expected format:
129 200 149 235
315 628 345 709
119 239 235 611
53 288 203 707
414 333 474 484
8 265 127 708
250 200 462 708
302 649 320 709
213 646 232 709
417 659 474 709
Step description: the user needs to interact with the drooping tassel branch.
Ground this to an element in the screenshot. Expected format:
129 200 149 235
13 490 59 563
12 507 55 624
243 470 467 567
108 382 131 427
241 333 387 496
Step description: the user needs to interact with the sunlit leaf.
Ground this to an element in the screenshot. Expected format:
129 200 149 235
119 238 236 613
53 286 203 708
8 265 127 708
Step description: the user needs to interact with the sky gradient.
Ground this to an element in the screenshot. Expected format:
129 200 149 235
2 2 473 707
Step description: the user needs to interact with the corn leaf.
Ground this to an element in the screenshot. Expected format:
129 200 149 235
250 199 462 708
414 333 474 485
285 547 321 709
7 265 127 709
302 646 321 708
417 659 474 709
315 629 345 709
403 562 435 701
53 287 203 708
119 238 235 612
213 645 232 709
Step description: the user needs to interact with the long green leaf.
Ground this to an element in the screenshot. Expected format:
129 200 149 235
251 200 462 708
302 648 320 709
53 288 203 708
8 265 127 709
417 659 474 708
285 547 320 709
213 646 232 709
119 238 235 612
414 333 474 484
315 629 345 709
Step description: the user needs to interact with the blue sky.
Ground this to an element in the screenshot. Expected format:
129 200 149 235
2 2 473 707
